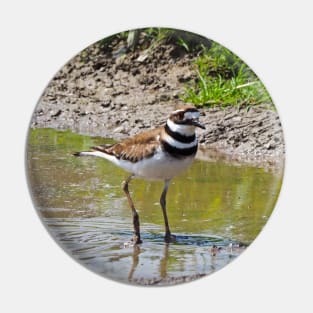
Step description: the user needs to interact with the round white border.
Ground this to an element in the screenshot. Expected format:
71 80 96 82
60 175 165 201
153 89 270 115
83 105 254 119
1 1 313 312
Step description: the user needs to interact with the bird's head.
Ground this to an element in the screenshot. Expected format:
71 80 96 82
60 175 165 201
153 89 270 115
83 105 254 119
167 106 205 135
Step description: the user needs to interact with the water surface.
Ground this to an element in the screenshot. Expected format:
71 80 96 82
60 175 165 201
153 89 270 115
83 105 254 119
27 128 283 285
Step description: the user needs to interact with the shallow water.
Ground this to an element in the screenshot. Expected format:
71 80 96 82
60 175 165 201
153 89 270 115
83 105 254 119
26 128 283 285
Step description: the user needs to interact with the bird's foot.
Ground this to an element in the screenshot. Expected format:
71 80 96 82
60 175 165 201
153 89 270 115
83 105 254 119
123 235 142 248
131 235 142 245
164 233 176 243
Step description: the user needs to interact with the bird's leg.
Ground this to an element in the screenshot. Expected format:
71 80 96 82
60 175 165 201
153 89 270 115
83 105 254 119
122 174 142 244
160 179 176 243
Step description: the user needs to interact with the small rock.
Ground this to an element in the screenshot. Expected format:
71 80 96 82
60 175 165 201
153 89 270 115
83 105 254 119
265 141 276 150
51 110 62 118
160 94 170 102
131 68 140 75
100 100 111 108
177 73 192 83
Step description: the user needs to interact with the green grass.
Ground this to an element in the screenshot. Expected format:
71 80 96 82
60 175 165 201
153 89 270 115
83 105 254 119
83 28 273 110
181 42 273 109
97 27 205 53
142 27 173 42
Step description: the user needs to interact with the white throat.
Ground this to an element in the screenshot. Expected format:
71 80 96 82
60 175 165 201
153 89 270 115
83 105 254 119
166 118 196 136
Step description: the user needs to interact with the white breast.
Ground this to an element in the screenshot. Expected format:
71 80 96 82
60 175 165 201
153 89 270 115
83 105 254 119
116 147 195 180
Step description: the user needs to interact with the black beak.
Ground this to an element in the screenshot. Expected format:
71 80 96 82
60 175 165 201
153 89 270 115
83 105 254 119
191 119 205 129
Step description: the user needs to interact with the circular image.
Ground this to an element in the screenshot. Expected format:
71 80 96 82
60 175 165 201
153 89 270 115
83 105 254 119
26 28 285 286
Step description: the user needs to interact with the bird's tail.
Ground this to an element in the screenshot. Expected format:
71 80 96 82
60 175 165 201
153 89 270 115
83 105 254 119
73 145 114 160
73 145 120 169
73 151 82 157
73 151 101 157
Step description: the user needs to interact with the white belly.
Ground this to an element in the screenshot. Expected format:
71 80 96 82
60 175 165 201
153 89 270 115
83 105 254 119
115 148 195 180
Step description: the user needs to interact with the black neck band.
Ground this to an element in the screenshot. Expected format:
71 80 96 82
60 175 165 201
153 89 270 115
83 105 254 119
165 123 195 143
161 140 198 158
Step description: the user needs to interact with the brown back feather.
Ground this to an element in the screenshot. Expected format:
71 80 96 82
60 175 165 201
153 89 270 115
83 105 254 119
92 127 162 163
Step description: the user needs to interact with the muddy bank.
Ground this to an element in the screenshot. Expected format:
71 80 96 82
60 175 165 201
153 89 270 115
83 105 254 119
129 273 207 286
31 35 285 167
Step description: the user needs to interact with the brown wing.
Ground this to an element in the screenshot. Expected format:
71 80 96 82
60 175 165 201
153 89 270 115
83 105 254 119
92 127 162 163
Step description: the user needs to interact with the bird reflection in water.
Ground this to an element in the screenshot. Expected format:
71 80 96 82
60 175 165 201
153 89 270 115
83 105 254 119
128 243 170 282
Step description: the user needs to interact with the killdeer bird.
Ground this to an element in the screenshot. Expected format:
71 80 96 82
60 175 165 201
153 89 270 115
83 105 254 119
74 106 205 244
